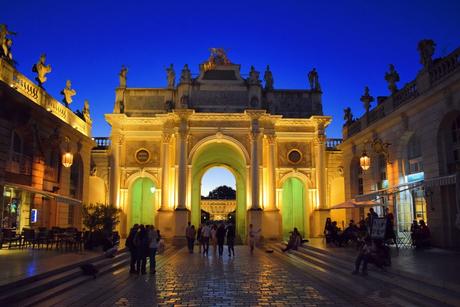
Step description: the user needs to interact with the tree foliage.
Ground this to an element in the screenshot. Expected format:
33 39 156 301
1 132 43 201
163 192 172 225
202 185 236 200
82 203 121 233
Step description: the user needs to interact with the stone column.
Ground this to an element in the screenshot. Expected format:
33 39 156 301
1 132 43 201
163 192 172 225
177 130 188 210
250 130 261 210
316 134 327 209
160 133 171 210
266 134 277 210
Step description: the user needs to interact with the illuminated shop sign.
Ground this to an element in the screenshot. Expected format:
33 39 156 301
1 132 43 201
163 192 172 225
406 172 424 183
31 209 38 223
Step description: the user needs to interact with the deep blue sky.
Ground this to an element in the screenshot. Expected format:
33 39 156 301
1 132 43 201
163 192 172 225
2 1 460 138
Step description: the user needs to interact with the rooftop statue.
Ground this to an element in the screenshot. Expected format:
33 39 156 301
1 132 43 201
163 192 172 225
203 48 231 71
61 80 76 108
384 64 400 95
180 64 192 84
344 107 353 125
119 65 127 88
166 64 175 88
32 54 52 88
0 24 15 63
264 65 274 90
360 86 374 113
308 68 321 91
83 99 91 122
248 65 260 85
417 39 436 69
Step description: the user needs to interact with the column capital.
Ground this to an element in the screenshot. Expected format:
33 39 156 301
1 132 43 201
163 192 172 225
162 132 172 144
265 133 276 145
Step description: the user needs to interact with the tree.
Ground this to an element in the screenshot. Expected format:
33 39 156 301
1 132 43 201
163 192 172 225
203 185 236 200
82 203 121 248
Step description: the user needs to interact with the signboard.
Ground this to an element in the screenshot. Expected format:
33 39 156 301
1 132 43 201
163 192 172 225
31 209 38 223
370 217 386 239
135 149 150 164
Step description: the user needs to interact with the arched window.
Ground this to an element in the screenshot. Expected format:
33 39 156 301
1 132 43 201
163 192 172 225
70 155 83 200
407 134 423 174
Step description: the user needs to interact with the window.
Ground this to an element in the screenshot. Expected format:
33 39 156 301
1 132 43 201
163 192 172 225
378 155 387 189
407 135 423 174
12 132 21 153
358 167 364 195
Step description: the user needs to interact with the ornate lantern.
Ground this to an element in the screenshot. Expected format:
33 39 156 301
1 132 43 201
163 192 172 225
62 137 73 168
360 151 371 171
150 186 156 194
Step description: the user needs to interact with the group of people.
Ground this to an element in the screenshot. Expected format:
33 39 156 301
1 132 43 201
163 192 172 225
126 224 161 275
186 222 236 257
411 219 431 248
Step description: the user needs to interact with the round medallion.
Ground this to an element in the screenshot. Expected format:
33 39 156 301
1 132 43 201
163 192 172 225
135 148 151 164
287 149 302 164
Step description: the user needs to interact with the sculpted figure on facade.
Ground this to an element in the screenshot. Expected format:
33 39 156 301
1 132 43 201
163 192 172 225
32 54 52 88
61 80 76 108
0 24 15 62
166 64 175 88
360 86 374 113
248 65 260 85
83 99 91 122
384 64 400 94
264 65 274 90
343 107 353 125
180 64 192 84
308 68 321 91
119 65 127 88
417 39 436 69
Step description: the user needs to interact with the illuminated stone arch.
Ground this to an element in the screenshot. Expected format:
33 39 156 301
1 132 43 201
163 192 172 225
190 139 248 242
188 134 250 164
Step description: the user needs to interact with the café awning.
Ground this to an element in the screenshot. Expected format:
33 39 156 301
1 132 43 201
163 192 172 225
330 199 381 210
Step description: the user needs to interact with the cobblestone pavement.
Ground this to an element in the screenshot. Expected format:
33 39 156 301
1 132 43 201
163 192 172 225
43 246 399 307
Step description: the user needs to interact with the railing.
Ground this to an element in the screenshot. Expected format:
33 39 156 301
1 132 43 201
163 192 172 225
326 138 343 150
392 80 418 110
0 58 91 137
367 105 385 124
5 152 32 175
347 120 361 136
93 137 111 149
430 47 460 85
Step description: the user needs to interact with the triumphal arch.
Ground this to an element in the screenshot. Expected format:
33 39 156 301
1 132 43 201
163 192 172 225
94 49 344 242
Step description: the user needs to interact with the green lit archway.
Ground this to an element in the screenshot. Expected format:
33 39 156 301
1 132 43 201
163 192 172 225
191 141 247 242
129 177 157 227
281 177 307 240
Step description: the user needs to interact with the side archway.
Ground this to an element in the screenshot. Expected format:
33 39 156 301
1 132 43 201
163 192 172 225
126 173 159 228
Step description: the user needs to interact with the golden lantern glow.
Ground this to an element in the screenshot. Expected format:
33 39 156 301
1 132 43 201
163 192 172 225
360 151 371 170
62 152 73 168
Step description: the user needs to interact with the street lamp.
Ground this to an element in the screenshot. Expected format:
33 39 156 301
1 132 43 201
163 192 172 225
62 137 73 168
360 151 371 171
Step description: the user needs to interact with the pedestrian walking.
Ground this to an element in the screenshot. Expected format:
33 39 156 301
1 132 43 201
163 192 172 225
211 224 217 254
125 224 139 273
226 223 235 257
134 225 149 274
216 223 226 257
197 224 203 253
147 225 158 274
248 224 261 254
201 223 211 255
185 222 194 253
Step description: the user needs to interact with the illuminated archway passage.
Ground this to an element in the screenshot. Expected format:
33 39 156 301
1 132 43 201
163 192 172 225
282 177 306 240
201 167 236 222
191 142 247 242
130 177 157 227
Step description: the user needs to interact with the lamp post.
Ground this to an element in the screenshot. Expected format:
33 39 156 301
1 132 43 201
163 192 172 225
62 137 73 168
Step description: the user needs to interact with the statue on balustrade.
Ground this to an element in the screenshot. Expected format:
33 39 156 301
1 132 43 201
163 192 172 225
32 54 52 88
264 65 274 90
384 64 400 95
166 64 175 88
343 107 353 125
83 99 91 122
61 80 76 108
180 64 192 84
308 68 321 91
119 65 127 88
0 24 15 63
417 39 436 69
248 65 260 85
360 86 374 113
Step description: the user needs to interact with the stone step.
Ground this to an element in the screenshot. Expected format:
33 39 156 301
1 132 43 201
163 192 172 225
272 243 460 306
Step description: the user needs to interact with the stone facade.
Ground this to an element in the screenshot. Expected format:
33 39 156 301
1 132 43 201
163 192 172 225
0 58 94 231
92 54 344 241
340 43 460 247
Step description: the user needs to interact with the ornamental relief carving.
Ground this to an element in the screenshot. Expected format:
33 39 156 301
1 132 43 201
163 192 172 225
125 141 160 167
277 141 312 168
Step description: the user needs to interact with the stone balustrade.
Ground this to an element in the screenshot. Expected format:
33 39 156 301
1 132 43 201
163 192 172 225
0 58 91 137
326 138 343 150
93 137 111 149
200 199 237 220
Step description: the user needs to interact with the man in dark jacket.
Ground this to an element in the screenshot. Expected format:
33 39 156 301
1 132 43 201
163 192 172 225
125 224 139 273
216 223 226 257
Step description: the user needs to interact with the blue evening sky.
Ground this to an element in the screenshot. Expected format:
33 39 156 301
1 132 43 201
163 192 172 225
2 0 460 192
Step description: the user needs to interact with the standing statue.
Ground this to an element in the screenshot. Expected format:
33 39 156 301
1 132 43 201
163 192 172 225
264 65 274 90
417 39 436 69
384 64 400 95
360 86 374 113
32 54 52 88
308 68 321 91
343 107 353 125
82 99 91 122
166 64 175 88
248 65 260 85
61 80 76 108
180 64 192 84
0 24 15 62
119 65 127 88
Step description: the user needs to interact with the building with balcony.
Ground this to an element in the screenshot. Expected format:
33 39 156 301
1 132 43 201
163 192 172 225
339 41 460 247
0 58 94 232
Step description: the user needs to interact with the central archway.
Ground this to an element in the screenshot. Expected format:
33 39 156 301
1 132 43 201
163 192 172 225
190 141 247 242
